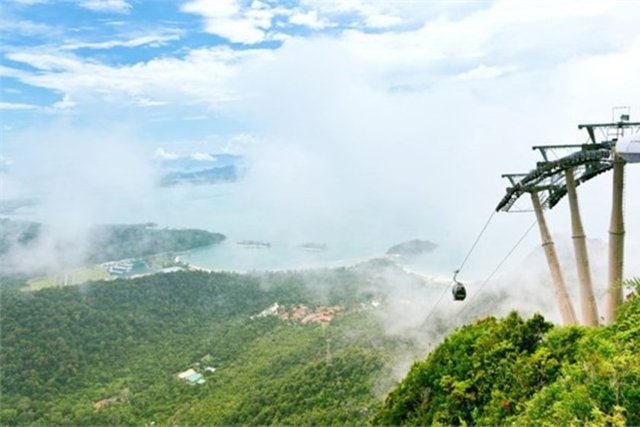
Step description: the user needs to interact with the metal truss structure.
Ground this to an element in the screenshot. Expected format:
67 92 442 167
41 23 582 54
495 111 640 325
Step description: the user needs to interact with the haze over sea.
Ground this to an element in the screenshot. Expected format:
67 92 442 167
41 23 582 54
7 178 455 276
3 0 640 281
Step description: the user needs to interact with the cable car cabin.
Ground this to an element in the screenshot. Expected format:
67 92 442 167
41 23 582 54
452 282 466 301
616 134 640 163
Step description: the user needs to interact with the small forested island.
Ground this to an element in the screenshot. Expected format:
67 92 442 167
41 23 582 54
237 240 271 248
298 242 327 252
386 239 437 256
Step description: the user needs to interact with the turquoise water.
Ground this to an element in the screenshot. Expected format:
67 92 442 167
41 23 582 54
183 240 382 272
147 184 457 274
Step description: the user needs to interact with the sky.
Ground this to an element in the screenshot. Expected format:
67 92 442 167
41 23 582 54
1 0 640 279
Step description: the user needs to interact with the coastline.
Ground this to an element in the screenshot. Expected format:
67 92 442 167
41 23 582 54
179 253 451 284
180 253 384 275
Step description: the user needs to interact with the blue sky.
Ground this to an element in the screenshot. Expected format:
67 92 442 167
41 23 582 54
3 0 638 146
1 0 496 147
2 0 640 278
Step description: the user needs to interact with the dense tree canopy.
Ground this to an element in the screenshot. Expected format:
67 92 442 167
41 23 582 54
2 267 638 426
0 269 400 425
0 220 225 272
372 280 640 426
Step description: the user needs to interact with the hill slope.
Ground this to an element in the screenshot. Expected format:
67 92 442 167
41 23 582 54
0 268 410 425
0 220 225 274
371 281 640 426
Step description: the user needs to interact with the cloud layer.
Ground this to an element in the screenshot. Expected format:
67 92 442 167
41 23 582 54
2 0 640 281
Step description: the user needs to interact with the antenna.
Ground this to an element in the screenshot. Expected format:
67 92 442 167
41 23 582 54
612 105 630 122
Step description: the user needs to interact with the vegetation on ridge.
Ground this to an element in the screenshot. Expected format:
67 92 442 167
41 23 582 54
371 279 640 426
2 259 638 426
0 219 225 273
0 268 408 425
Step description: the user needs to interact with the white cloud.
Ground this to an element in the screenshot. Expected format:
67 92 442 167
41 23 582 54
5 52 84 72
183 115 208 121
456 64 516 81
191 152 216 161
223 133 258 154
154 147 180 160
181 0 288 44
0 65 30 79
61 34 181 51
4 46 271 108
334 0 638 86
78 0 132 14
10 0 48 4
0 18 56 37
0 101 39 110
5 125 157 239
300 0 407 29
226 21 640 276
363 13 402 29
289 10 328 30
4 1 640 117
51 94 76 110
134 97 167 107
0 155 13 165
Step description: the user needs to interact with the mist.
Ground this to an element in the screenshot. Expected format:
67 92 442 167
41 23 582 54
229 35 640 282
1 125 157 272
2 0 639 330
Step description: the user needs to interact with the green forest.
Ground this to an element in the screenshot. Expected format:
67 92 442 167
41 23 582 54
0 268 409 425
372 279 640 426
85 223 225 264
0 219 225 271
1 267 638 426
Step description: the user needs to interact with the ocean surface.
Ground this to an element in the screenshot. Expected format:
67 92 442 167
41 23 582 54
156 184 459 275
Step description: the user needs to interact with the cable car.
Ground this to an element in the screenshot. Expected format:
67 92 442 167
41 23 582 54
616 134 640 163
452 270 467 301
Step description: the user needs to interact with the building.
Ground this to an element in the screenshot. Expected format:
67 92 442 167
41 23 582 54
177 368 205 385
107 259 152 277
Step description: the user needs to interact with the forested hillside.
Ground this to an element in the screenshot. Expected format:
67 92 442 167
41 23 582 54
3 263 637 426
0 268 409 425
85 223 224 263
372 280 640 426
0 220 224 273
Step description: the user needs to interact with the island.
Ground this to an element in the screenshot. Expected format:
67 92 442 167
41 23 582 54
237 240 271 249
386 239 437 256
298 243 327 252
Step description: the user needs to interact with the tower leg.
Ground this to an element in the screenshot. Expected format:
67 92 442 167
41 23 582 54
606 159 625 324
531 191 577 325
565 168 599 326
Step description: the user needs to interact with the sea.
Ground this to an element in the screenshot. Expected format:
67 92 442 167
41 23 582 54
6 181 459 278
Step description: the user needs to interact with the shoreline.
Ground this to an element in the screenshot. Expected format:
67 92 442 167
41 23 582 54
180 254 451 282
181 253 384 275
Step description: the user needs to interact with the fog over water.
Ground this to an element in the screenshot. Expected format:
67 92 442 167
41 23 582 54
3 119 640 283
2 0 640 290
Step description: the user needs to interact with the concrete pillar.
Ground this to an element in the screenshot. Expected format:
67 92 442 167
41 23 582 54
606 159 625 324
565 168 599 326
531 191 577 325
